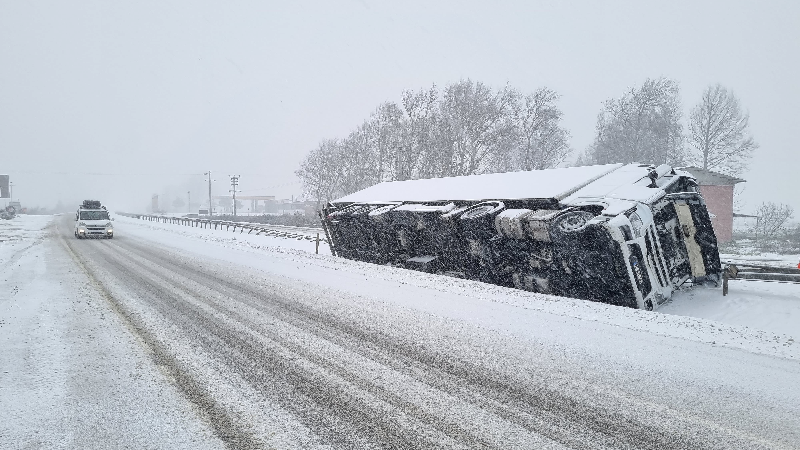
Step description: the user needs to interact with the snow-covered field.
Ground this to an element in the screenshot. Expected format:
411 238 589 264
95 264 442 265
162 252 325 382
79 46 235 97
2 214 799 448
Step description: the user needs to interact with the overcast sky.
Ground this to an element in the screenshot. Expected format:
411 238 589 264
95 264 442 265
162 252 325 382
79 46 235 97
1 0 798 214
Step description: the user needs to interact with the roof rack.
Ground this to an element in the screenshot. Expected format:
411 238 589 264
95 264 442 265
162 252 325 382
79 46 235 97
81 200 102 209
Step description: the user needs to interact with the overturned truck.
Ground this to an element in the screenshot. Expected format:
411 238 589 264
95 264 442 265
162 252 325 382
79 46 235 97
322 163 721 310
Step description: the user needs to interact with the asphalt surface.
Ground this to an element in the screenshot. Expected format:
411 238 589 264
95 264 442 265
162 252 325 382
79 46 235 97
55 216 799 449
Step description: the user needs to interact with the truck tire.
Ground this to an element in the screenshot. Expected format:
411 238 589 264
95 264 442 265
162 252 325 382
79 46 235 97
460 201 505 220
459 201 505 240
550 210 595 239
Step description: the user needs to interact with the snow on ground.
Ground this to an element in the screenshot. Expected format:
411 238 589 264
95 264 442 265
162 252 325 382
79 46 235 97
0 215 223 449
0 214 50 265
115 214 798 360
662 281 800 337
64 216 800 447
3 214 800 447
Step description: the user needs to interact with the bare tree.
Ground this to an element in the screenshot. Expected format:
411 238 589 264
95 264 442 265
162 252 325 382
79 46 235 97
297 80 572 203
688 84 758 176
436 80 517 177
338 127 372 196
751 202 794 241
512 88 571 170
366 102 405 183
400 86 439 180
582 78 684 166
295 139 343 209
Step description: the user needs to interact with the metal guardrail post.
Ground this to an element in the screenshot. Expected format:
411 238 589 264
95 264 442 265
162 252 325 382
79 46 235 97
723 271 728 296
723 265 738 296
318 210 336 257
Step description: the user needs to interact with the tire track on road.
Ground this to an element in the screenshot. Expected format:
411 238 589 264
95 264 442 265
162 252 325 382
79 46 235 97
93 236 505 449
58 222 263 450
102 235 736 449
60 217 780 449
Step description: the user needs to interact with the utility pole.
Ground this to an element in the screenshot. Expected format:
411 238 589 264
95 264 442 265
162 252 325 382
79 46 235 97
187 191 191 214
229 175 240 218
9 182 13 201
204 171 215 216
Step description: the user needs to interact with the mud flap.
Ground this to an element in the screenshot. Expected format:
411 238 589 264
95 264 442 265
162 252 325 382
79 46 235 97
674 203 706 278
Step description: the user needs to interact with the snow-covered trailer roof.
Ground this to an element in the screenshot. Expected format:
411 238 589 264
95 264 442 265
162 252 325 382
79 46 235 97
332 163 624 204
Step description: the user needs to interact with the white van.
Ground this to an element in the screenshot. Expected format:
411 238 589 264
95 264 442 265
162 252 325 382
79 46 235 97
75 200 114 239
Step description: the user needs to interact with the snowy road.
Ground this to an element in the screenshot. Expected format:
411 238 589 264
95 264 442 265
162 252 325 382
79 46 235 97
2 215 799 449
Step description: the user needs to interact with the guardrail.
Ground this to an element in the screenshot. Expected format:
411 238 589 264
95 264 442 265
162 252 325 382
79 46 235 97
722 262 800 295
117 212 328 252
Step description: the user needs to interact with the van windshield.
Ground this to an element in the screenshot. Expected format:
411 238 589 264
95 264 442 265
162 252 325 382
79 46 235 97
80 210 109 221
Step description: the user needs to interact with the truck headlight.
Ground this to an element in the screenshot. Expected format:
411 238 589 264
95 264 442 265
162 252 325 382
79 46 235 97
106 222 113 228
628 212 644 238
79 222 86 226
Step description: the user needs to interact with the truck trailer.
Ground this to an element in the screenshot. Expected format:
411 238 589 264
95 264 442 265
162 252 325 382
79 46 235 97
321 163 721 310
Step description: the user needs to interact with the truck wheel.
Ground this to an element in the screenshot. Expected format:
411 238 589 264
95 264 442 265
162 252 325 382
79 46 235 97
550 210 595 238
460 201 504 220
459 201 505 240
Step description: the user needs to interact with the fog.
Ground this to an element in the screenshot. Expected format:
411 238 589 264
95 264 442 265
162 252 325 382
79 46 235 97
1 1 798 215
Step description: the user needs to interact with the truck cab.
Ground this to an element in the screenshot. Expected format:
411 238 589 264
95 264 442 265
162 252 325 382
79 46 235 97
75 200 114 239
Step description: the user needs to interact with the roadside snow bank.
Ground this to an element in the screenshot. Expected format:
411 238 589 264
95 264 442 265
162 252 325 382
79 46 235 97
662 281 800 337
115 215 330 255
0 214 52 265
115 214 798 360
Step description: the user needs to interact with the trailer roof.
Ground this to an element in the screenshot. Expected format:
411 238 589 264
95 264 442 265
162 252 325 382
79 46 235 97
332 163 624 204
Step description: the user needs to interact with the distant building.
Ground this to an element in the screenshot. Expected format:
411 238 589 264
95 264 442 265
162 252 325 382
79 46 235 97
213 195 275 214
681 167 745 243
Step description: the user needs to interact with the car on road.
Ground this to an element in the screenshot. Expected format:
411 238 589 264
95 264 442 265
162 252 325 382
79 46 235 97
75 200 114 239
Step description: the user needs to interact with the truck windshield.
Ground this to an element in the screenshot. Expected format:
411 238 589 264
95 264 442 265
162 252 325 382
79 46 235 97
80 210 109 220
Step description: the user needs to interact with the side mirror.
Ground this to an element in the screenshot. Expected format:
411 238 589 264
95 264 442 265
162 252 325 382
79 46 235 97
74 216 78 221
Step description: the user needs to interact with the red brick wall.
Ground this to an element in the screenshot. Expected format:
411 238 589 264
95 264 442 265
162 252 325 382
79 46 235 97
698 185 734 243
